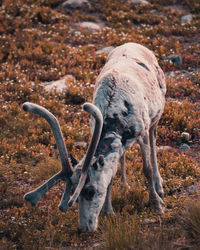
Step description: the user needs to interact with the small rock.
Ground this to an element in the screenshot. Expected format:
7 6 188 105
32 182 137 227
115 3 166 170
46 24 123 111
129 0 149 5
96 46 115 55
143 218 156 225
168 71 175 77
69 29 81 36
79 22 102 32
181 14 193 23
157 146 173 151
188 185 196 195
61 0 90 9
40 75 75 92
167 5 186 15
180 143 190 151
164 54 182 67
181 132 190 142
75 142 87 148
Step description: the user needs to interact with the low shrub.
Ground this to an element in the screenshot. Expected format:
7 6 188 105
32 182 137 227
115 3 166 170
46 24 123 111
160 100 200 141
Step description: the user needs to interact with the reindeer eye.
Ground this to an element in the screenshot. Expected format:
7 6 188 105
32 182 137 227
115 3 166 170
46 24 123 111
82 186 96 201
93 162 98 170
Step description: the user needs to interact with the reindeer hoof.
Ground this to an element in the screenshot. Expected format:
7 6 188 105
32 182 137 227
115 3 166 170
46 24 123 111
156 198 165 213
150 195 165 214
152 204 165 214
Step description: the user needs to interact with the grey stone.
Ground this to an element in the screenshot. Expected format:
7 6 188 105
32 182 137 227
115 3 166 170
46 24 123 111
164 54 182 66
96 46 115 55
181 14 193 23
129 0 149 5
157 146 173 151
76 141 87 148
61 0 90 9
188 185 196 195
69 29 81 36
143 218 156 225
40 75 75 92
168 71 175 77
181 132 190 142
79 22 102 32
180 143 190 150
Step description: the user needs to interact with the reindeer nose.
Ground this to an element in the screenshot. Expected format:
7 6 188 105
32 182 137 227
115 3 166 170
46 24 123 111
78 225 90 233
78 222 97 233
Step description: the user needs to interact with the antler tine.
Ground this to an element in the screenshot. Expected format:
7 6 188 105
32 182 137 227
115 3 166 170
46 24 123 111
68 103 103 207
58 180 72 211
23 102 73 206
23 102 73 176
24 171 63 206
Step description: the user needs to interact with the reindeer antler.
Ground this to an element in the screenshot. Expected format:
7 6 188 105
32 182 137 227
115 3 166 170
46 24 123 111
23 102 103 211
23 102 73 207
68 103 103 207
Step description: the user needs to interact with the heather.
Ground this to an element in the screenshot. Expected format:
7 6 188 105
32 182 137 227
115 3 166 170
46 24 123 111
0 0 200 249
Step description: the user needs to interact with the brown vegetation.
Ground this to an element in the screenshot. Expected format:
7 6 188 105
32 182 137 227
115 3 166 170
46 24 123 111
0 0 199 249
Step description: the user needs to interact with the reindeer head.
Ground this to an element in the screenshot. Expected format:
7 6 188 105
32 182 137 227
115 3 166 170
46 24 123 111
23 102 120 232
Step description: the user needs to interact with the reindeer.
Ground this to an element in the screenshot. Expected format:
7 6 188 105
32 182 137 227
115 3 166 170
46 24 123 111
23 43 166 232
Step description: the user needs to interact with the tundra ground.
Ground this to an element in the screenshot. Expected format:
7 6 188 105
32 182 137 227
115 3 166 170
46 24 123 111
0 0 199 249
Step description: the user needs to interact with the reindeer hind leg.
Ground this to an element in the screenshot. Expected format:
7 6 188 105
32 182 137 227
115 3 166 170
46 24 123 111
149 125 164 198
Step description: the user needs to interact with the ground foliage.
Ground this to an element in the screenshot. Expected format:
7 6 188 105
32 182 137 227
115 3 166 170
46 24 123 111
0 0 200 249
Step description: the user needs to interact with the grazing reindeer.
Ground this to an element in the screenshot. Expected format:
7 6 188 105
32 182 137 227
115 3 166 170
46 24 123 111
23 43 166 232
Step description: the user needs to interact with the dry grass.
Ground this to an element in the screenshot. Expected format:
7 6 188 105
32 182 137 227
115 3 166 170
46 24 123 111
99 213 139 250
0 0 200 248
182 200 200 245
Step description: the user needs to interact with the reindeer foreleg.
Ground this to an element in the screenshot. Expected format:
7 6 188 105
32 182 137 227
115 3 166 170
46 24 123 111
138 132 164 213
101 178 114 217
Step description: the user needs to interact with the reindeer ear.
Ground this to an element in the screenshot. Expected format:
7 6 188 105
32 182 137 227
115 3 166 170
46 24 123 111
92 155 104 170
98 155 104 166
70 154 78 167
